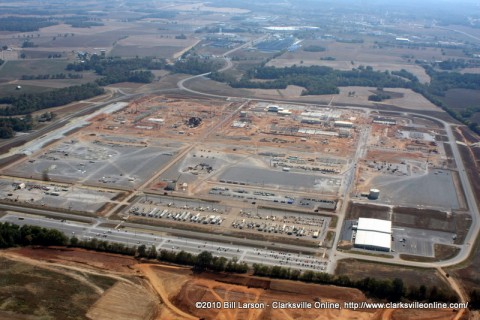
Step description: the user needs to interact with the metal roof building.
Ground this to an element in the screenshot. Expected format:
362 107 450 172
354 218 392 252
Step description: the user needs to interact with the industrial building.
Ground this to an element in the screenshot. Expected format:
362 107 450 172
334 121 353 128
373 117 396 125
267 105 283 112
353 218 392 252
301 117 322 124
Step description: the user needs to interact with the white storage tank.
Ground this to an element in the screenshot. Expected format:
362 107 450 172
369 188 380 200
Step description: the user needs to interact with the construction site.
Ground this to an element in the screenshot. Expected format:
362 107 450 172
354 113 466 210
0 94 471 262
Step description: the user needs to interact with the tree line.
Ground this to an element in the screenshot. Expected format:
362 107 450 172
0 222 68 248
66 56 165 85
210 65 410 96
0 116 33 138
64 16 104 28
303 45 326 52
70 235 248 273
0 83 104 116
0 16 57 32
170 56 223 75
21 73 83 80
0 16 105 32
252 263 458 304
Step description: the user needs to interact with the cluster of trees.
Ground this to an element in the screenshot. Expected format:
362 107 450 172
0 222 68 248
391 69 419 82
459 107 480 119
63 16 104 28
158 249 248 273
21 40 37 48
96 70 154 86
0 16 57 32
70 236 248 273
21 73 83 80
66 56 164 85
368 93 391 101
252 263 458 303
406 65 480 134
303 45 326 52
435 59 480 71
210 65 410 96
0 83 104 116
0 116 33 138
171 57 222 75
175 34 187 40
425 67 480 95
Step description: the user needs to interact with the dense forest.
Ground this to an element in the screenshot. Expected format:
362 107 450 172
0 16 57 32
0 83 104 116
0 16 105 32
210 65 410 95
170 56 223 75
66 56 164 85
0 222 68 248
0 116 33 138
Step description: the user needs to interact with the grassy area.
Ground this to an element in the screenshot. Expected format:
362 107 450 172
0 83 54 98
326 230 334 242
0 257 111 319
329 215 338 228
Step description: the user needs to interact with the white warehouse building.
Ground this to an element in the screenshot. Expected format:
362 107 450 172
334 120 353 128
354 218 392 252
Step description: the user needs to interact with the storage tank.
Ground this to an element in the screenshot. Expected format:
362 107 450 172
369 188 380 200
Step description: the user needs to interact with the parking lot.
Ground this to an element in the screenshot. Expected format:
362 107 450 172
391 227 456 257
7 136 183 189
125 193 332 244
